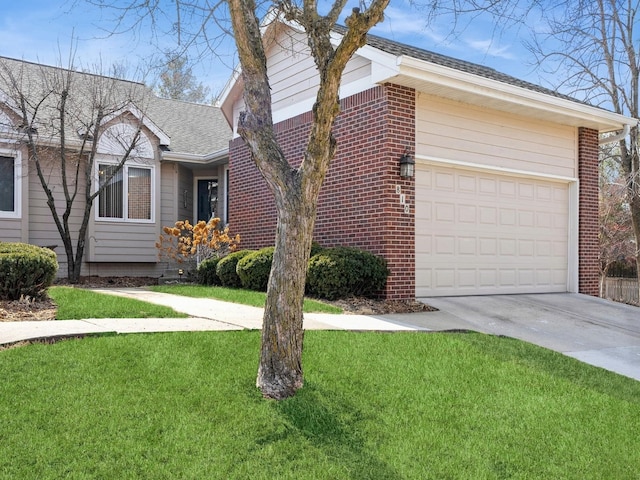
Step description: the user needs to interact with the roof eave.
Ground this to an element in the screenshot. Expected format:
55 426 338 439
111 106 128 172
392 55 635 133
162 147 229 164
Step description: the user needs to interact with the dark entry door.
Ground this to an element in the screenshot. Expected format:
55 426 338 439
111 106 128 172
197 179 218 222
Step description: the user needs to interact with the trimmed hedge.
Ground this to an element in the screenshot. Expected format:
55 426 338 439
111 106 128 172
306 246 389 300
216 250 253 288
236 247 274 291
0 242 58 300
196 257 222 286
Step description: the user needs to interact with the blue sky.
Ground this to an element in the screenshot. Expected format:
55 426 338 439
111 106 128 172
0 1 543 99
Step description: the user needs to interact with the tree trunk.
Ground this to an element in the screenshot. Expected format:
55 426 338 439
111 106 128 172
256 187 316 399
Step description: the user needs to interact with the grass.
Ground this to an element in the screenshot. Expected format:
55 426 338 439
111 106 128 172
1 330 639 479
150 284 342 314
48 286 188 320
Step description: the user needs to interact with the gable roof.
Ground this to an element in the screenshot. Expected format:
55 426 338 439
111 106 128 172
221 20 634 134
340 26 579 105
0 56 231 158
147 96 230 157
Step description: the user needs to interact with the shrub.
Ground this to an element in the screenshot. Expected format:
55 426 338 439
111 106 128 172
216 250 253 288
236 247 274 291
156 218 241 264
309 241 324 257
196 257 222 286
0 242 58 300
306 246 389 300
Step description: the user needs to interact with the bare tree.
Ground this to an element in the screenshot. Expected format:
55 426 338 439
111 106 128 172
230 0 389 399
0 58 149 283
522 0 640 296
87 0 389 399
599 154 636 293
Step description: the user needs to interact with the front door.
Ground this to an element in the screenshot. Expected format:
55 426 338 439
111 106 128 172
197 179 218 222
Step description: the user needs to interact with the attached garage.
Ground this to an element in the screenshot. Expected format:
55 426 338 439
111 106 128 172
222 21 635 300
415 163 573 297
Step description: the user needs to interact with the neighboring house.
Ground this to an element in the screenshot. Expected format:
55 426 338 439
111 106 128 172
220 19 636 299
0 57 231 278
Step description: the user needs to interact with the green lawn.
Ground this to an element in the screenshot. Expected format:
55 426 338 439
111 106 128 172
48 286 188 320
1 331 638 479
151 284 342 314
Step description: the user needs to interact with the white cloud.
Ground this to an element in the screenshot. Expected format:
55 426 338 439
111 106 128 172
370 5 457 47
465 38 515 60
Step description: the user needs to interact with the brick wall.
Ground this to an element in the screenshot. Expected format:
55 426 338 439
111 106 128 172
578 127 599 296
229 83 416 299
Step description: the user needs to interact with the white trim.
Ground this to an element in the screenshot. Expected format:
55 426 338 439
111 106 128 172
162 147 228 164
192 175 218 223
416 154 579 294
97 123 154 158
397 56 634 133
94 160 156 224
101 103 171 147
567 181 579 293
223 165 230 225
0 147 21 219
415 154 578 184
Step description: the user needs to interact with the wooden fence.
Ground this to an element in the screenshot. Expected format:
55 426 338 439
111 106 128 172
602 277 640 306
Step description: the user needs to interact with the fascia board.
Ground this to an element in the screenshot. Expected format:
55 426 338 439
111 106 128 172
218 69 243 127
102 103 172 146
397 55 636 132
162 147 229 164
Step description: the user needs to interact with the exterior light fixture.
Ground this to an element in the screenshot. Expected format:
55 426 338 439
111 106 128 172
178 269 184 282
399 147 415 178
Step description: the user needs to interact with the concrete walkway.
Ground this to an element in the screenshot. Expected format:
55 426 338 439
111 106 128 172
1 289 638 382
0 287 424 346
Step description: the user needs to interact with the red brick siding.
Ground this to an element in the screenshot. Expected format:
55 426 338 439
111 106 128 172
229 84 416 299
578 127 599 296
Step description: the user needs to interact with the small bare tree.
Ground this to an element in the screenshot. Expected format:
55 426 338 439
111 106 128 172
599 155 636 294
0 57 150 283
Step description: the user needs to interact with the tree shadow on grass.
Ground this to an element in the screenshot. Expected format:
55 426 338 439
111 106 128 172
256 382 401 479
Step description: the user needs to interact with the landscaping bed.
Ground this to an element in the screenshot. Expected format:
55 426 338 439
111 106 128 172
1 276 434 321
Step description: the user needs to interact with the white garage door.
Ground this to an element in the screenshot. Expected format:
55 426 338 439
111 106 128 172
415 164 569 297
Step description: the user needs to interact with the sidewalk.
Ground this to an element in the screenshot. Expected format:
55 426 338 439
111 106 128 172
0 288 427 346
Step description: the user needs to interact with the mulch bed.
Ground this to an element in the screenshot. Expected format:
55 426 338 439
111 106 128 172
0 276 435 322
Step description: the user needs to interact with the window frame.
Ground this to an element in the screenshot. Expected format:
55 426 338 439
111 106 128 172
0 148 21 219
95 160 155 224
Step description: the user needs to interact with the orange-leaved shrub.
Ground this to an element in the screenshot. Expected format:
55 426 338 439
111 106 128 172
156 218 241 265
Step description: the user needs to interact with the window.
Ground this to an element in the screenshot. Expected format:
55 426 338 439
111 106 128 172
97 163 153 222
0 153 20 218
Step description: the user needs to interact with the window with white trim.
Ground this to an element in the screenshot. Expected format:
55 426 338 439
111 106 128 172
0 152 20 218
97 163 154 222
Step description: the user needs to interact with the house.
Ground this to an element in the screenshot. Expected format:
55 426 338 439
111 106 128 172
0 57 232 279
219 20 636 300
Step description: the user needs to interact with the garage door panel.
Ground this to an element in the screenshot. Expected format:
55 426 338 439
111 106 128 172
416 164 569 296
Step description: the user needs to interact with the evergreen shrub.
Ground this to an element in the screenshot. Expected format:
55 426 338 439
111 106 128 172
0 242 58 300
196 257 222 286
236 247 274 291
216 250 253 288
306 246 388 300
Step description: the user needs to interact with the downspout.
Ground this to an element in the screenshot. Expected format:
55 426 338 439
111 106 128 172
599 123 630 145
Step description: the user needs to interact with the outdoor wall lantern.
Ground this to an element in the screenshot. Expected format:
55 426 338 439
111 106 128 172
399 147 415 178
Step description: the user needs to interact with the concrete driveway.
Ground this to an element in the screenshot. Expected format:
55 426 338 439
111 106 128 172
388 293 640 381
